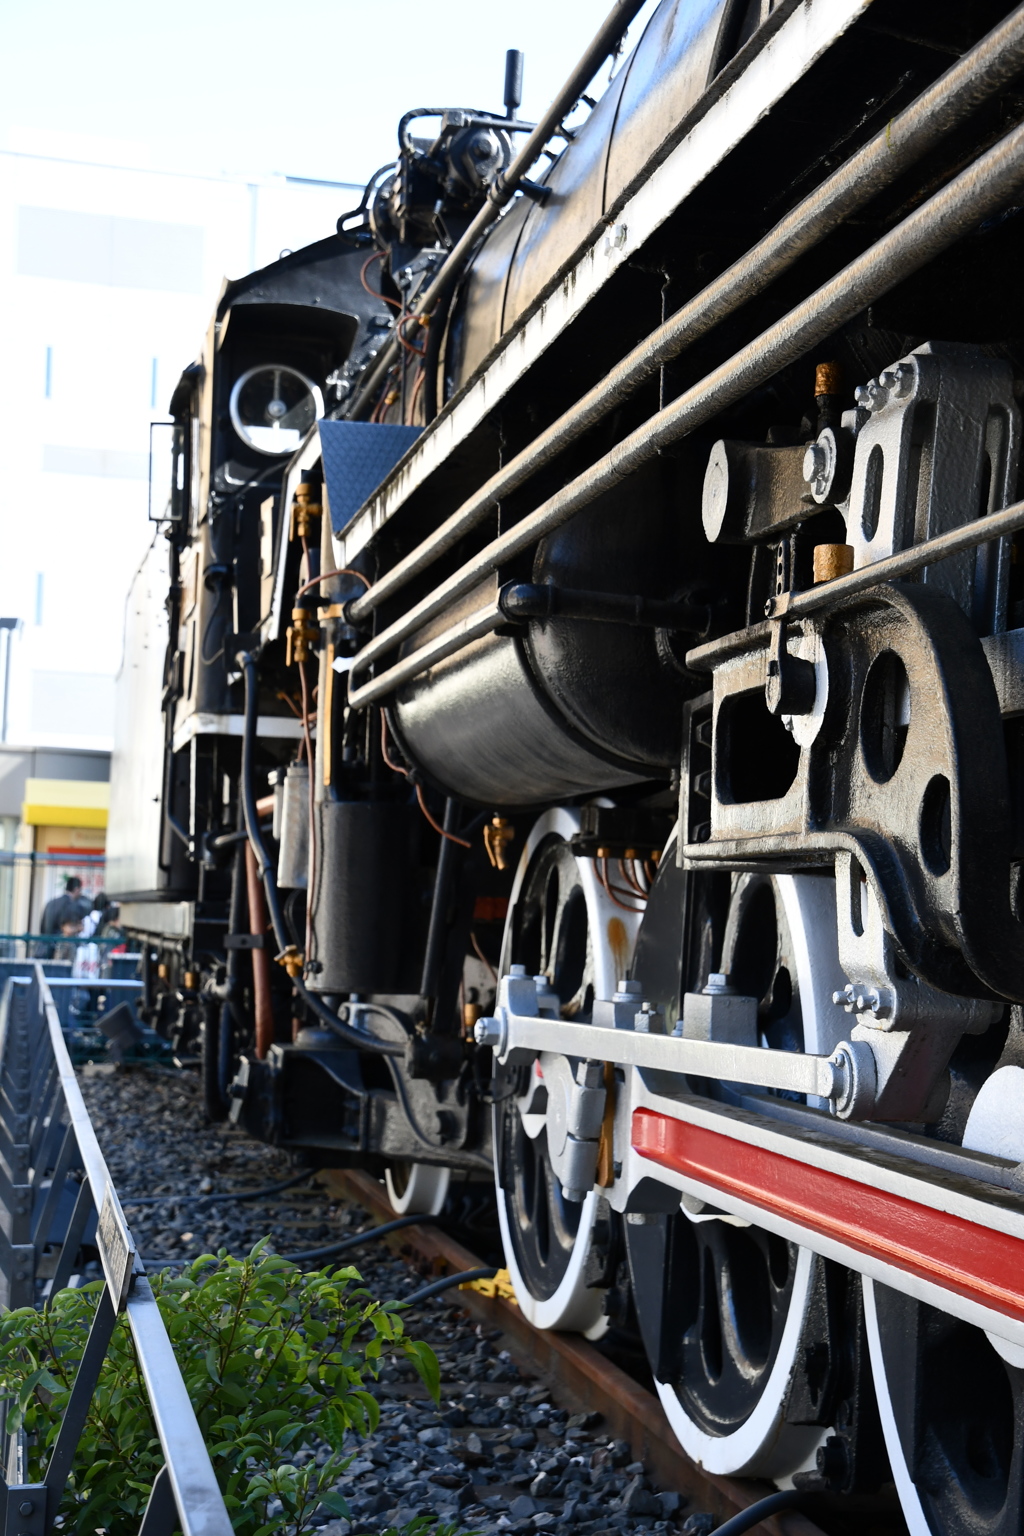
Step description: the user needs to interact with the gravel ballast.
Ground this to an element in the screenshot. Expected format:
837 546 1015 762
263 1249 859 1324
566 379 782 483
78 1063 708 1536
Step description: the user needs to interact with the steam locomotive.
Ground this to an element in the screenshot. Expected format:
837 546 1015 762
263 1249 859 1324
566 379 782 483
109 0 1024 1528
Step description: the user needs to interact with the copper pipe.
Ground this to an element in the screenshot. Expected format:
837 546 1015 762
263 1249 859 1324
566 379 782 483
245 840 274 1059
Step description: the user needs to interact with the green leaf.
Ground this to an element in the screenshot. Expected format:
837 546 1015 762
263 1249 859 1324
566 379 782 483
403 1339 441 1403
0 1233 447 1536
318 1490 351 1516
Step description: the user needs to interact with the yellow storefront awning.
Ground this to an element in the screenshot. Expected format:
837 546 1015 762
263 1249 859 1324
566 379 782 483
22 778 109 829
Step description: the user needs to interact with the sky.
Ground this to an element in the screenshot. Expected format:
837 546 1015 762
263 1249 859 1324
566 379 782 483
1 0 645 187
0 0 662 753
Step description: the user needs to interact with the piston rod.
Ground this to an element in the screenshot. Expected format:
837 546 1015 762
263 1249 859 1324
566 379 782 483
347 115 1024 707
473 976 871 1115
348 6 1024 626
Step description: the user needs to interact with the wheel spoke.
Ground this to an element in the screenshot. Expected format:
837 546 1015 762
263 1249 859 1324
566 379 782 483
629 856 837 1474
494 811 632 1332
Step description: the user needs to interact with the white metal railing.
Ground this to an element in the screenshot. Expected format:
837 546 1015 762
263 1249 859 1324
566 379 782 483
0 963 232 1535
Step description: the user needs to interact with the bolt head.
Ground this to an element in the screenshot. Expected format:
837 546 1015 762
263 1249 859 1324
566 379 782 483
18 1501 34 1516
803 442 827 483
892 361 914 397
509 963 528 977
473 1017 502 1048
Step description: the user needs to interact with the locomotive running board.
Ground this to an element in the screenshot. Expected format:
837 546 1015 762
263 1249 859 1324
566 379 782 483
629 1087 1024 1348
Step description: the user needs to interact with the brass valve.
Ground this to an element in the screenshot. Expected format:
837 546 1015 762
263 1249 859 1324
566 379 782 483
289 482 322 542
286 606 319 666
813 543 855 584
276 945 304 979
183 970 200 992
484 815 515 871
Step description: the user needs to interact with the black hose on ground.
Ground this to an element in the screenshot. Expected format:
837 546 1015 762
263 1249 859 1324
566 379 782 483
709 1491 804 1535
121 1169 315 1206
400 1267 498 1306
235 651 404 1057
142 1212 443 1267
272 1212 443 1264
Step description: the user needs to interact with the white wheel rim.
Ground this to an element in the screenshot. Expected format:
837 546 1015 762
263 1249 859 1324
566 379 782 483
656 1246 823 1477
385 1162 451 1216
495 806 642 1331
862 1277 932 1536
654 872 843 1476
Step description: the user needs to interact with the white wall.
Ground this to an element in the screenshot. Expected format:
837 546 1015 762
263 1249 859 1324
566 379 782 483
0 151 356 750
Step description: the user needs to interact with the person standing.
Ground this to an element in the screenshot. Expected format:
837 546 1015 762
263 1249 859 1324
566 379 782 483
40 876 85 935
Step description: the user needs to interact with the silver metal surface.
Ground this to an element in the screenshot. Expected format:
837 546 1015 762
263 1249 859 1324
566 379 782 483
349 120 1024 698
346 2 1024 619
0 967 233 1536
170 711 304 754
276 761 309 889
477 973 848 1100
127 1274 235 1536
690 496 1024 668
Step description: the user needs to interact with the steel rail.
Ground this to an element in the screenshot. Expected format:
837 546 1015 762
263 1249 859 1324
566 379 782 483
347 5 1024 627
349 0 649 417
345 116 1024 707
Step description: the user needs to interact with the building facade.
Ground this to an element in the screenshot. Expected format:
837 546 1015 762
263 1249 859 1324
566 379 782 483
0 147 357 753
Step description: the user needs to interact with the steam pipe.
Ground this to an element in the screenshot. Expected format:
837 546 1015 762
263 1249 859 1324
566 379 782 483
348 5 1024 625
350 0 649 417
236 651 405 1056
420 798 462 1002
244 841 275 1060
346 114 1024 704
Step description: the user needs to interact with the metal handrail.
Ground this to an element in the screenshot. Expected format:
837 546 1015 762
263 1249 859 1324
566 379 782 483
0 964 233 1536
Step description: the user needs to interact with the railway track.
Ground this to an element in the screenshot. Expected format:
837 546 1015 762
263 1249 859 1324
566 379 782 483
323 1170 836 1536
73 1060 875 1536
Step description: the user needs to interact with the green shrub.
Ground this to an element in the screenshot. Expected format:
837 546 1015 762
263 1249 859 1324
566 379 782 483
0 1241 443 1536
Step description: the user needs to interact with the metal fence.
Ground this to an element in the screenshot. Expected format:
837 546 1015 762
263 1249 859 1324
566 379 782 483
0 963 233 1535
0 935 138 972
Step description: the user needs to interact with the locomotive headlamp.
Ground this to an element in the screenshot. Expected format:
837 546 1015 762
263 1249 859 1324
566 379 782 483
229 364 323 456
